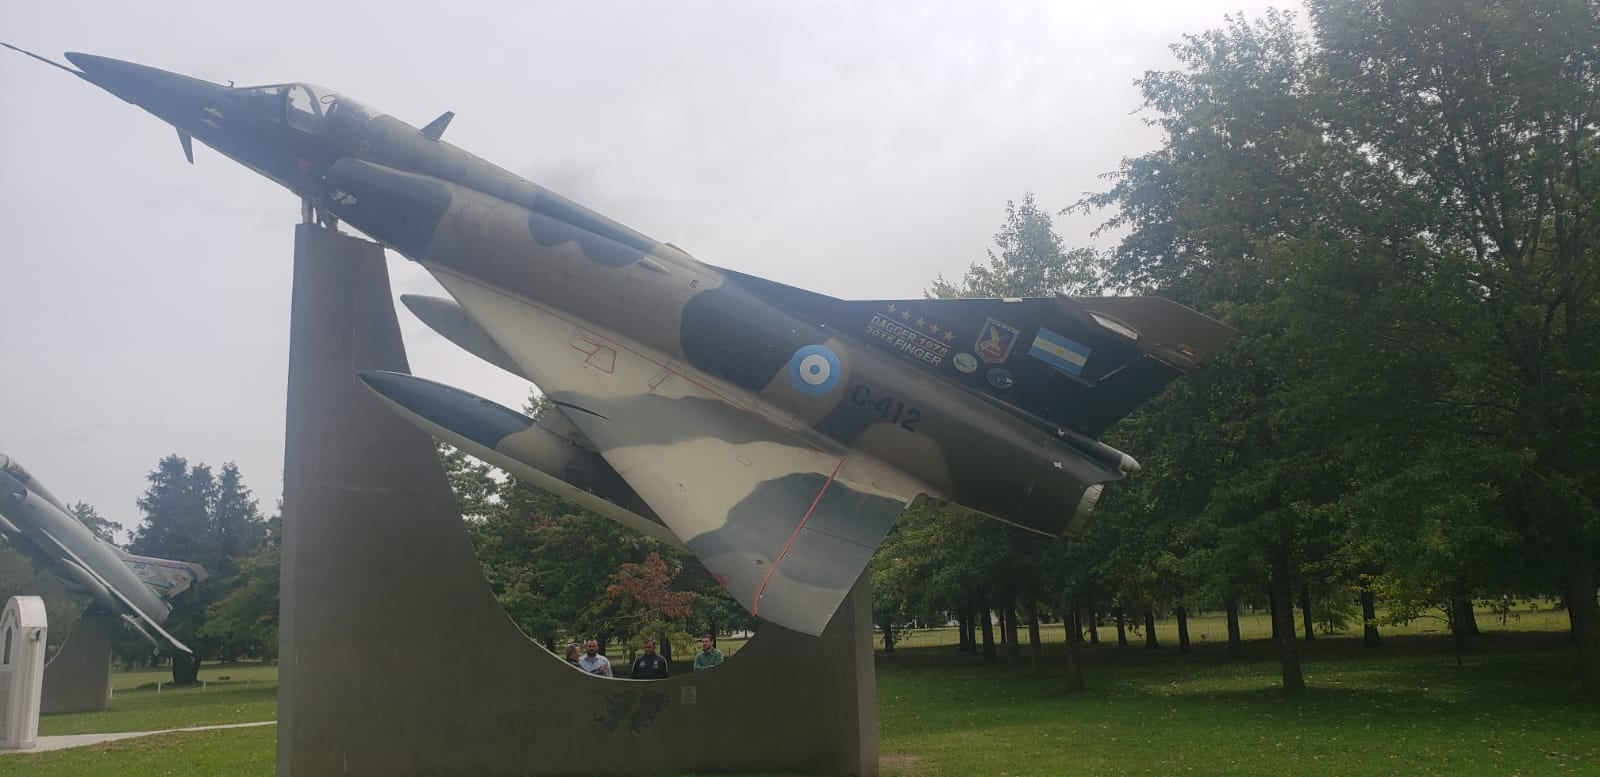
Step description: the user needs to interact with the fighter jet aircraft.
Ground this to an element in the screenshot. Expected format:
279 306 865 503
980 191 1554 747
8 47 1232 636
0 455 207 653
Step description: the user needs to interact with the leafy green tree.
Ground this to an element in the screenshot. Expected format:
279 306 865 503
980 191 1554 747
68 502 121 544
930 193 1100 298
1307 0 1600 694
1077 8 1341 692
202 514 280 662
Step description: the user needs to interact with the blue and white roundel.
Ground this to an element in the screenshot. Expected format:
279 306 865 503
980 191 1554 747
788 344 841 395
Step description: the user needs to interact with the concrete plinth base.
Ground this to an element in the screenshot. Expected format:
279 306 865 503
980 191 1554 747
40 613 113 714
277 223 877 776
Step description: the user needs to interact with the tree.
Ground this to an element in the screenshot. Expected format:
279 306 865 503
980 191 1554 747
68 502 121 544
209 464 266 579
201 515 280 663
1308 0 1600 695
129 455 269 682
131 456 215 566
1077 9 1336 692
605 551 695 647
930 193 1100 299
1078 1 1600 695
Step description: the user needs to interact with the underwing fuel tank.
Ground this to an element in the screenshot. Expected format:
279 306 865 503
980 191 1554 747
356 371 684 549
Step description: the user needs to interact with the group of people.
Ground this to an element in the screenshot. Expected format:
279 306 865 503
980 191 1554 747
563 636 725 679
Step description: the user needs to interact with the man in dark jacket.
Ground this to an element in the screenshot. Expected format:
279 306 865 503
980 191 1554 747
630 639 670 680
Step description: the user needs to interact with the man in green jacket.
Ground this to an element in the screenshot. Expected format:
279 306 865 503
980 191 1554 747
693 635 724 671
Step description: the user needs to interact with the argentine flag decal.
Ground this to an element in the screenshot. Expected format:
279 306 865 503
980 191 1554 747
1027 327 1092 376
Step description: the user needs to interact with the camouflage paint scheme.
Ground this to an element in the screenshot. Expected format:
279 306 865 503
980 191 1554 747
53 53 1232 636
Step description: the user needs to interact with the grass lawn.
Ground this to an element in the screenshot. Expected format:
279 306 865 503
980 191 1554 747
4 630 1595 776
37 662 278 737
0 726 276 777
876 633 1599 776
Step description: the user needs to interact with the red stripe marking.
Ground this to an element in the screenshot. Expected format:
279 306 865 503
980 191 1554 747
751 457 846 615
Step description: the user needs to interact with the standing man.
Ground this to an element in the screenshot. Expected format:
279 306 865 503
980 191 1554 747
630 639 670 680
579 639 613 677
693 635 724 672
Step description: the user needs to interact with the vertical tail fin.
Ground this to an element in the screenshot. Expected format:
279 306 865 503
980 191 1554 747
115 549 209 598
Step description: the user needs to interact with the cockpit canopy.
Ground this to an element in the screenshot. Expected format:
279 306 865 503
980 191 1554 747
231 82 373 139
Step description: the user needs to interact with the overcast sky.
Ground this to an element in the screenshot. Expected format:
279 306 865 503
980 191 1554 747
1 1 1287 539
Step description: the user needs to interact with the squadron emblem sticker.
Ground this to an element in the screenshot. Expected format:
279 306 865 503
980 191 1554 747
975 318 1021 363
986 367 1015 390
952 353 979 373
789 344 842 395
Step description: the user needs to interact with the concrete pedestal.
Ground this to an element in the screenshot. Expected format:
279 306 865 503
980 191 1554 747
277 223 878 776
40 613 113 714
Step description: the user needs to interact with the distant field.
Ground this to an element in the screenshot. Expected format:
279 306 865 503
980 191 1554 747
6 625 1595 776
108 661 279 692
884 600 1575 652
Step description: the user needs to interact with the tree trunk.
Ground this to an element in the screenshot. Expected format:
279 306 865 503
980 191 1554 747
1563 561 1600 697
956 603 973 654
977 587 997 662
1299 584 1315 641
1143 609 1158 650
171 651 201 686
1360 587 1381 647
1026 599 1042 670
1063 602 1086 692
707 618 718 647
882 618 896 654
1268 586 1280 639
1225 599 1243 657
1176 606 1191 654
1073 605 1086 643
1449 588 1480 639
1088 607 1100 646
1270 555 1306 693
1115 608 1128 647
1002 587 1022 665
659 632 673 662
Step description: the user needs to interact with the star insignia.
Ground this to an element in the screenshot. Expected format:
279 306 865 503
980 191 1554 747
901 310 911 320
929 323 941 334
944 331 955 341
916 317 926 327
886 303 897 313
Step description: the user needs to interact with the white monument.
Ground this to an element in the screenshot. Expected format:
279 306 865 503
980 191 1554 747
0 596 48 750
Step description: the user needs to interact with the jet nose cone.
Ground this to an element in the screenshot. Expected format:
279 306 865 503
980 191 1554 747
63 52 225 116
64 52 161 93
63 51 124 73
